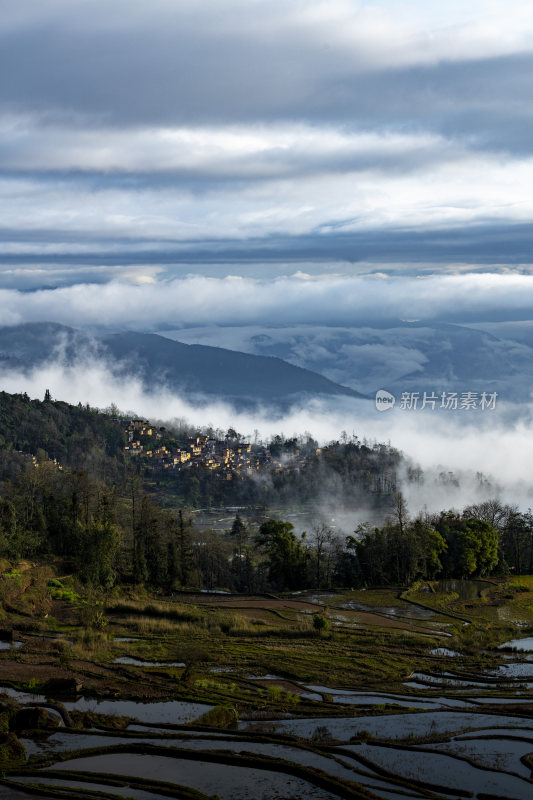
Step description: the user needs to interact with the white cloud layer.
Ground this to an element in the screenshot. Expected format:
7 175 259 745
1 117 533 248
2 355 532 514
1 117 450 174
1 273 533 329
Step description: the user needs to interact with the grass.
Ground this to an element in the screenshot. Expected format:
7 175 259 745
195 704 239 728
264 685 301 704
106 599 204 623
2 570 533 719
113 603 316 641
107 603 425 689
49 587 79 603
506 575 533 592
70 629 111 661
4 571 533 800
194 678 237 693
122 616 197 634
0 733 25 767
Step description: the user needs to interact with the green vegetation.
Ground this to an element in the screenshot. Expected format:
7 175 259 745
1 395 533 800
0 386 531 703
0 733 25 767
2 561 531 707
0 553 533 800
312 613 329 634
0 390 531 600
0 390 402 593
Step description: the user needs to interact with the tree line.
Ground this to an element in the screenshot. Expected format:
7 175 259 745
0 391 401 513
1 450 531 592
255 497 533 591
0 392 532 592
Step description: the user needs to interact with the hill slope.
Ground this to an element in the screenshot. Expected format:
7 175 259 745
0 323 367 407
163 320 533 401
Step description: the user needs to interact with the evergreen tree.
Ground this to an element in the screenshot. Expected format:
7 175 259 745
501 510 533 573
256 519 307 591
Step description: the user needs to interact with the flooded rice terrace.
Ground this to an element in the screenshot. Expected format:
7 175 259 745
1 581 533 799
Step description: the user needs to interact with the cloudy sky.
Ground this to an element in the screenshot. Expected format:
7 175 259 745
1 0 533 295
2 0 533 409
3 2 533 507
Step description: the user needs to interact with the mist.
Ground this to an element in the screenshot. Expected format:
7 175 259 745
2 355 532 519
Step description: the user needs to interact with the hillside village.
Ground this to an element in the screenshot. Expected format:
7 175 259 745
122 418 313 480
0 391 399 510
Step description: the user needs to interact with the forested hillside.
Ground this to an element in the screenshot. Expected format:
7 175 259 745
0 390 531 594
0 391 126 480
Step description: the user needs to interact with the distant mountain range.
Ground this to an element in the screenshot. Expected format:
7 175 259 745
161 320 533 403
4 318 530 410
0 323 367 408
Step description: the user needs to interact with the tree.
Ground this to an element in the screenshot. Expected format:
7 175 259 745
177 510 194 586
437 513 499 577
351 514 446 586
134 496 164 586
230 514 247 558
463 500 513 532
133 538 148 585
166 536 179 590
312 612 329 635
165 510 194 588
501 510 533 574
0 497 18 558
194 528 231 590
352 524 388 585
337 534 362 587
78 518 121 588
309 523 338 589
229 514 248 591
411 519 447 579
256 519 307 591
394 491 408 535
466 518 499 576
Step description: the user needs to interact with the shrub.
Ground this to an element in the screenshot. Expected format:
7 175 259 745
312 613 329 634
0 733 25 767
196 705 239 728
312 725 334 744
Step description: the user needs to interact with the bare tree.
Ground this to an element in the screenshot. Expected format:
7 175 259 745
394 491 409 535
463 499 515 532
310 523 338 589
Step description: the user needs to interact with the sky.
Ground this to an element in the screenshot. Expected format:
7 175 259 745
1 0 533 293
2 1 533 508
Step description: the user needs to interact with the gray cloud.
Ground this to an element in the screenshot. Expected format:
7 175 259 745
1 2 531 135
1 273 533 329
1 2 532 284
2 223 533 294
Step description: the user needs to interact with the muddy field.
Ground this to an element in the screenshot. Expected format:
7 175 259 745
1 566 533 798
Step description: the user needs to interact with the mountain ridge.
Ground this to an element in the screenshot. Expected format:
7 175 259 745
0 322 368 408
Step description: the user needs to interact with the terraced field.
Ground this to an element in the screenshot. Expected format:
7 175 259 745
1 567 533 799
